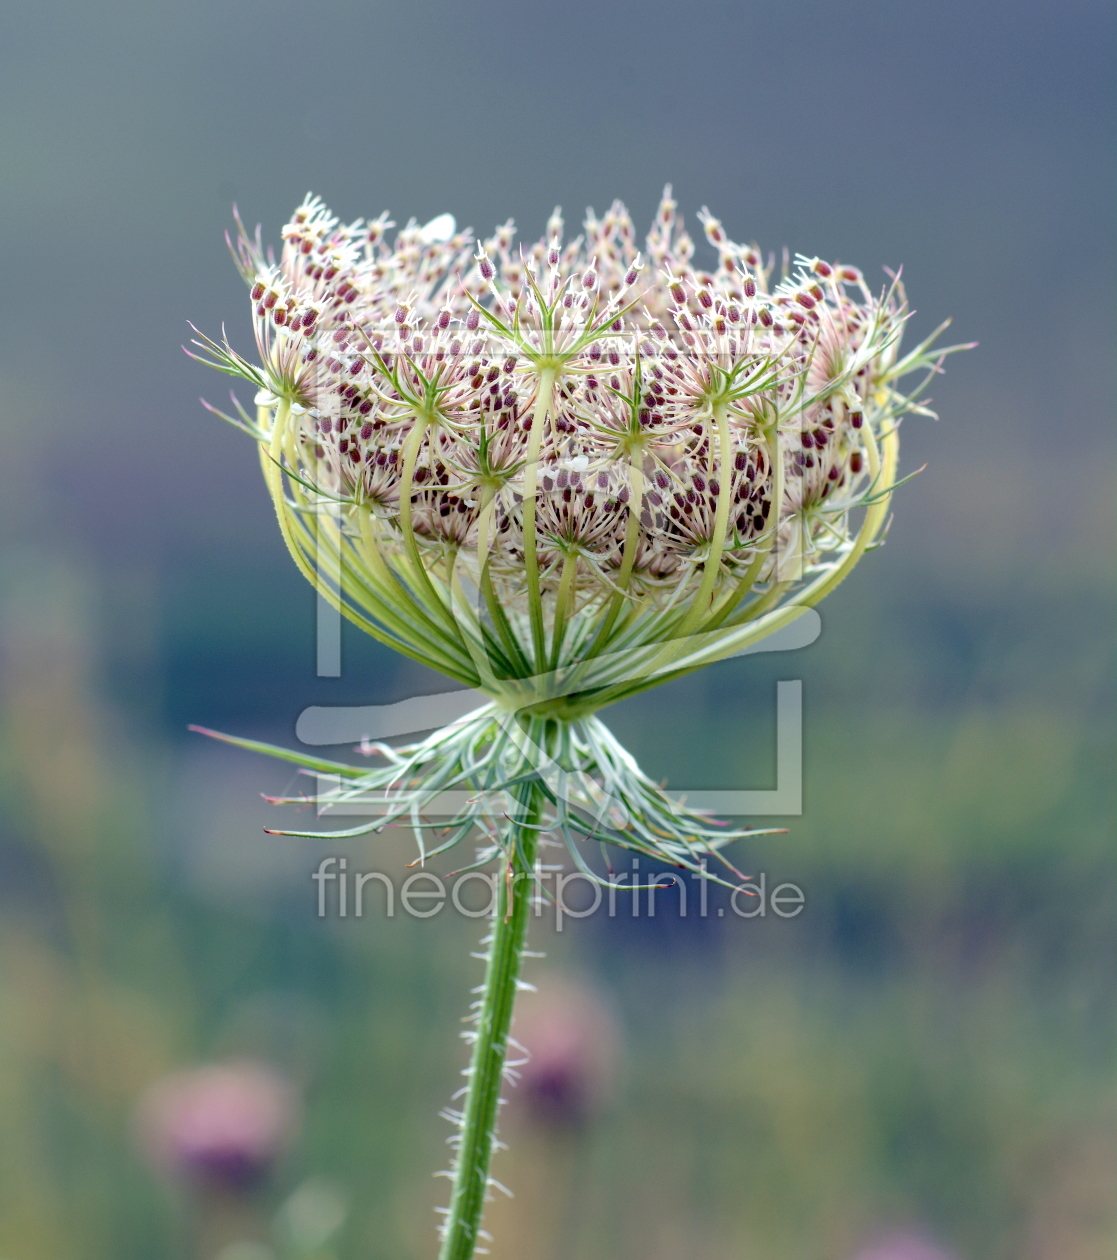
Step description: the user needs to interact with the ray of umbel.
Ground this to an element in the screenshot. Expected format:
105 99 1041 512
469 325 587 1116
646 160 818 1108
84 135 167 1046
190 188 968 1259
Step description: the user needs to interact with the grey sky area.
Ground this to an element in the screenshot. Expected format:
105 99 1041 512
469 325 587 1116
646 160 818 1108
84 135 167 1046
0 0 1111 730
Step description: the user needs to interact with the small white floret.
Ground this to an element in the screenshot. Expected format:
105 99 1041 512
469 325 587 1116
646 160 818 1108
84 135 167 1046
420 213 456 244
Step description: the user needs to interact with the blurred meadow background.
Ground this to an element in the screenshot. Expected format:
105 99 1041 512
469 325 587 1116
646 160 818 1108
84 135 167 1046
0 1 1113 1257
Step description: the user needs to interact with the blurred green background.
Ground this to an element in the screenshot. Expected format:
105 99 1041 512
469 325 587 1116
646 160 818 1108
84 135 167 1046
0 1 1113 1257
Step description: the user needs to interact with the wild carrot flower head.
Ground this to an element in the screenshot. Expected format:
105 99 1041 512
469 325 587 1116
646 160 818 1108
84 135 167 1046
192 191 965 874
194 189 960 709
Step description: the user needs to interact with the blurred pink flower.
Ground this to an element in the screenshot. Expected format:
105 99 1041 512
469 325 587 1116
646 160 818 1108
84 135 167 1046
852 1231 958 1260
133 1060 298 1190
511 976 620 1129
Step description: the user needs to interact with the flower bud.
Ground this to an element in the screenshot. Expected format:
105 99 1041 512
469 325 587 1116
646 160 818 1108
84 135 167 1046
703 215 725 244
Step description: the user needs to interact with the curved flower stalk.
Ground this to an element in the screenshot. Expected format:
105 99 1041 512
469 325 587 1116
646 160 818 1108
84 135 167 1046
191 190 969 1259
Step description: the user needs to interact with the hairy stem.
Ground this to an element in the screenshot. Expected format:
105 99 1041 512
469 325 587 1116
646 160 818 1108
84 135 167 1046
438 770 543 1260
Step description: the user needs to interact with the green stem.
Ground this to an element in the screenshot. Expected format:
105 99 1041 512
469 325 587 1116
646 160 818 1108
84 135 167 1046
549 551 578 671
397 422 467 647
674 401 733 639
438 770 543 1260
580 458 646 662
697 423 783 632
521 369 556 670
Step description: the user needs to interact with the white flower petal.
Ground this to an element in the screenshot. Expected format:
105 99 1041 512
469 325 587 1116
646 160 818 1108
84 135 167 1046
419 213 456 244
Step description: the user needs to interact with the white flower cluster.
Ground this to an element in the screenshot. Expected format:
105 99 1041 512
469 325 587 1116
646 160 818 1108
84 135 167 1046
196 190 952 698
